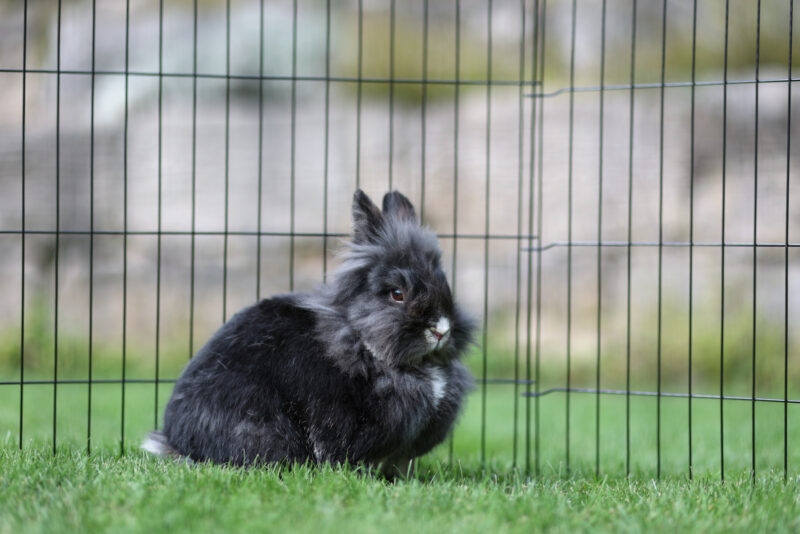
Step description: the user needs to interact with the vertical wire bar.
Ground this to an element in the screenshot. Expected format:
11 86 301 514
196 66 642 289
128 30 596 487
223 0 231 322
785 0 793 483
323 0 331 282
448 0 461 464
155 0 164 430
533 0 548 478
595 0 607 480
750 0 761 481
480 0 494 467
720 0 730 483
388 0 395 190
256 0 265 300
512 0 526 471
688 0 698 481
525 0 540 477
625 0 638 478
88 0 96 454
565 0 577 475
53 0 62 456
19 0 27 451
421 0 428 223
356 0 363 190
751 0 761 483
122 0 130 456
189 0 198 360
290 0 297 292
656 0 668 481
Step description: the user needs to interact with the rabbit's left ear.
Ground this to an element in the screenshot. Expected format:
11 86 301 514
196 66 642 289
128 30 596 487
382 191 417 223
352 189 385 243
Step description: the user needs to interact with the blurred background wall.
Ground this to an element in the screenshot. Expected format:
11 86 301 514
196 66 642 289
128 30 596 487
0 0 798 397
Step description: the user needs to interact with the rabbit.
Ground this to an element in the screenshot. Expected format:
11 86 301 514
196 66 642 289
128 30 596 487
142 190 475 476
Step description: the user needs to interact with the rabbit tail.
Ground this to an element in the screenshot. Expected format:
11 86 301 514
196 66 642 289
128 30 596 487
142 430 184 460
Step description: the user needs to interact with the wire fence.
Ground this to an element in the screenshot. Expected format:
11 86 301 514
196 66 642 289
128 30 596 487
0 0 797 481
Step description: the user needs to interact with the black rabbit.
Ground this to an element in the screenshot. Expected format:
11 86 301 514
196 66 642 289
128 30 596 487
143 190 475 476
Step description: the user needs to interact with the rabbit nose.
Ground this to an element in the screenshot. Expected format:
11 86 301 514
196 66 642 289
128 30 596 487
430 317 451 341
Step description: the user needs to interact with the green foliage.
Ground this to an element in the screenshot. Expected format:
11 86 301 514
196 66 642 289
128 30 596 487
336 13 523 105
1 297 794 397
0 298 92 379
473 304 795 400
0 299 188 381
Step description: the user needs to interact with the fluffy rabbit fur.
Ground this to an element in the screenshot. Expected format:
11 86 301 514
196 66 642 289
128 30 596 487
143 190 475 475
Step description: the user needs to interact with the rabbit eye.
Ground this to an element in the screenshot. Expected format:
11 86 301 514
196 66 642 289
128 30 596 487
390 289 405 303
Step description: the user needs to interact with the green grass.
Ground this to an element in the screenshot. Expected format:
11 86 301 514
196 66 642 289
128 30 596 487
2 445 800 534
2 381 800 532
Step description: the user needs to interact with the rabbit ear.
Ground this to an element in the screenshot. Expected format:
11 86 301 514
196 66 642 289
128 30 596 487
382 191 417 223
352 189 385 243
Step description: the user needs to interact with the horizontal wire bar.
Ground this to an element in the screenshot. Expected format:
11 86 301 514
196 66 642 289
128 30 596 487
0 229 344 238
6 230 797 252
0 67 541 87
6 232 799 249
5 381 796 405
6 67 791 97
6 379 795 400
0 378 533 386
526 240 800 252
529 76 800 98
6 230 798 249
0 229 538 240
523 387 800 404
0 378 177 385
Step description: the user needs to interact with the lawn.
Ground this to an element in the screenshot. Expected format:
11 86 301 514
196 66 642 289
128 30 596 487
3 447 800 534
2 381 800 532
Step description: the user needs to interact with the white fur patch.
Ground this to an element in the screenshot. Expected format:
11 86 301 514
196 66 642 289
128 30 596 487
141 436 167 456
364 340 380 360
425 316 452 352
435 317 451 337
426 366 447 409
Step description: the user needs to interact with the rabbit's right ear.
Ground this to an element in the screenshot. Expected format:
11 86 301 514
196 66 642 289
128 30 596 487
352 190 384 244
